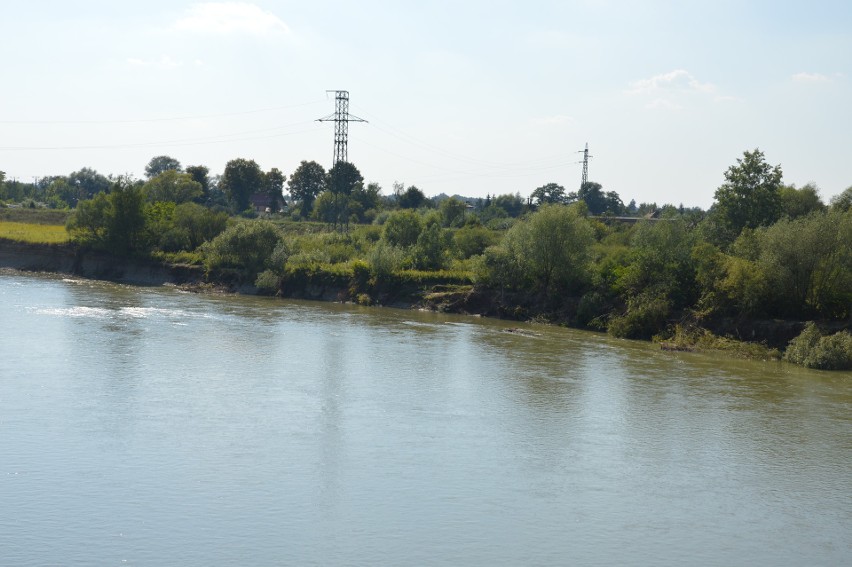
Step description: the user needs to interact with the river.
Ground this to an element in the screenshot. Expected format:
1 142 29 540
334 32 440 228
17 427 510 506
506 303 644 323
1 269 850 565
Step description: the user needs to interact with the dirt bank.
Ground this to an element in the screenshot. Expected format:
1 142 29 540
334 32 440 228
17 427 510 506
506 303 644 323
0 239 203 286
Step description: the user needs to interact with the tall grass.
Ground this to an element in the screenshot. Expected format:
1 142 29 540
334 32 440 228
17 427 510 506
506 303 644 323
0 221 70 244
0 208 72 225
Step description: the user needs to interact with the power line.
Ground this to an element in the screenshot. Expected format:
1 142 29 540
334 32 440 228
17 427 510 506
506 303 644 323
0 120 323 151
0 99 327 125
352 104 569 170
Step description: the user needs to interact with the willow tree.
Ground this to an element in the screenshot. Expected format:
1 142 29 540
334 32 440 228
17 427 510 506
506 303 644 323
502 203 594 295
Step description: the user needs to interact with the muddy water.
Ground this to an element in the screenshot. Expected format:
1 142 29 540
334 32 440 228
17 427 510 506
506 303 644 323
1 270 850 565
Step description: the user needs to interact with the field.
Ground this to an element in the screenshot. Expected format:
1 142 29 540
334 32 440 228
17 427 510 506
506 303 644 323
0 208 72 225
0 221 70 244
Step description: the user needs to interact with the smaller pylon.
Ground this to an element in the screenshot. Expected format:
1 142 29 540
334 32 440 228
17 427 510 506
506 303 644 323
577 143 592 188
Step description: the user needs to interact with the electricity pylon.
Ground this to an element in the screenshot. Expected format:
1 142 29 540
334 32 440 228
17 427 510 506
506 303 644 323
316 90 367 166
577 143 592 188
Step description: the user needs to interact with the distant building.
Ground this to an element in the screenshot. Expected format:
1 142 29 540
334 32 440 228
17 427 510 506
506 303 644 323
249 193 287 214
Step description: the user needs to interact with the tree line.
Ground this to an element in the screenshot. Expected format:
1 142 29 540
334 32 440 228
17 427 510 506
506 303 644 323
2 149 851 368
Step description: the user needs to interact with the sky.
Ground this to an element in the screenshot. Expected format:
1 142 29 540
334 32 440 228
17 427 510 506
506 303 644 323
1 0 850 208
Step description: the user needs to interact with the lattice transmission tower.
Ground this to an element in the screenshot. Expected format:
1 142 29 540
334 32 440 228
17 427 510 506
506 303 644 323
316 90 367 166
577 143 592 188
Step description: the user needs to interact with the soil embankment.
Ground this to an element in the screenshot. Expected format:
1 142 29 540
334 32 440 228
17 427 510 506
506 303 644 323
0 239 203 286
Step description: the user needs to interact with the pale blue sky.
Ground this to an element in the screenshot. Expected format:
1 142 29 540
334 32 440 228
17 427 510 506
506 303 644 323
1 0 850 207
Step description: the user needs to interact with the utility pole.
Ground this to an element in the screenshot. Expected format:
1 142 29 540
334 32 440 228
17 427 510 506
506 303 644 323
577 143 592 188
316 90 367 167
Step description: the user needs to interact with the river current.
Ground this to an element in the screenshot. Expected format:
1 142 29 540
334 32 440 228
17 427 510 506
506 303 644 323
1 269 850 565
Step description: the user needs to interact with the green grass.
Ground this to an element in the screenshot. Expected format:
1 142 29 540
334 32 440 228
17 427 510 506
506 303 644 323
0 221 70 244
0 208 72 225
657 324 781 361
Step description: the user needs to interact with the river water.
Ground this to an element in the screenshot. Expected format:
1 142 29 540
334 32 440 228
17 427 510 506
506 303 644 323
1 269 850 565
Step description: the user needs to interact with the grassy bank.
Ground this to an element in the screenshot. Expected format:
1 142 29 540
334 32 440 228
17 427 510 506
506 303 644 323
0 221 70 244
0 208 72 225
657 324 782 361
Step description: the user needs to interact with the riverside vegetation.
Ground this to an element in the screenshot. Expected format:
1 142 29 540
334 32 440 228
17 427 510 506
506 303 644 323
1 150 851 370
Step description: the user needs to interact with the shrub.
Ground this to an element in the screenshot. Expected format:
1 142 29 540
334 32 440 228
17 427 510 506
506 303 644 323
607 293 671 340
576 291 609 329
382 210 422 247
202 220 282 279
255 269 281 294
412 223 447 270
501 203 594 295
473 245 524 291
368 240 406 278
784 323 852 370
373 210 391 226
172 202 228 250
454 225 496 259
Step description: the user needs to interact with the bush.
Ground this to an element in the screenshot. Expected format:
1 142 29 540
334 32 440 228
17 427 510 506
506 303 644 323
576 291 609 329
454 225 496 259
784 323 852 370
173 202 228 250
473 245 520 289
382 210 422 247
368 240 406 278
412 223 447 270
501 203 594 295
255 269 281 294
202 220 282 280
607 293 671 340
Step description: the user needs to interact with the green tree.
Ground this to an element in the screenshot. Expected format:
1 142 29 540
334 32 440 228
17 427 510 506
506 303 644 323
785 323 852 370
367 240 406 278
383 209 423 247
221 158 264 212
67 192 110 244
185 165 211 203
398 185 427 209
492 193 526 217
578 182 624 215
67 167 111 199
328 161 363 196
830 186 852 212
264 167 286 213
202 221 283 280
692 240 770 318
142 170 203 204
413 223 448 270
67 182 147 255
478 201 508 225
106 184 148 255
474 245 524 300
145 155 183 179
454 225 497 259
312 190 351 229
711 149 783 244
288 160 327 218
440 197 467 227
350 182 382 223
531 182 566 206
755 210 852 318
779 183 825 219
502 203 594 294
322 161 364 228
44 177 84 208
172 202 228 249
616 218 698 309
